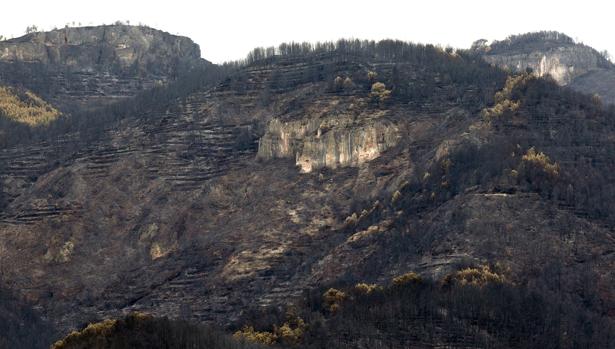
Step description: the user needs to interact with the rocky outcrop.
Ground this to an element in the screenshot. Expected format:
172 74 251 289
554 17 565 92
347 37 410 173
0 25 202 75
476 32 615 104
0 25 206 107
258 117 399 172
483 45 601 85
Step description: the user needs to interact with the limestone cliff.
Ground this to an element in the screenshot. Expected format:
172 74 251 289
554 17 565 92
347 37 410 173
476 32 615 104
482 45 601 85
0 25 206 107
258 114 399 172
0 25 202 75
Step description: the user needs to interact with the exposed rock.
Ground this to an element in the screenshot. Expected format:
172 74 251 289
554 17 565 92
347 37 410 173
0 25 202 75
258 114 399 172
0 25 207 108
483 45 602 85
477 31 615 104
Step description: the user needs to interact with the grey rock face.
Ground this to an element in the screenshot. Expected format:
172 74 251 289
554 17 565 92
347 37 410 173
0 25 206 107
477 32 615 104
0 25 202 75
483 45 602 86
258 115 399 172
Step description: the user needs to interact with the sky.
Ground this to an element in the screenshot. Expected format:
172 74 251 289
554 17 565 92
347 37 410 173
1 0 613 63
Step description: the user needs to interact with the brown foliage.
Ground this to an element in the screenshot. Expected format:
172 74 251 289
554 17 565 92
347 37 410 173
0 86 60 126
392 272 423 286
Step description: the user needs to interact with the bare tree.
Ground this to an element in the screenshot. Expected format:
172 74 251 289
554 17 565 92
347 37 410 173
25 25 39 34
600 50 612 62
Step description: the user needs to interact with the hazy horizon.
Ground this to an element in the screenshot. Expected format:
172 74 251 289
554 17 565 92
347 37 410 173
2 0 614 63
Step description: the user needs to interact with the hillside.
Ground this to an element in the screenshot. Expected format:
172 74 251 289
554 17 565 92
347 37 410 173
0 33 615 348
475 31 615 104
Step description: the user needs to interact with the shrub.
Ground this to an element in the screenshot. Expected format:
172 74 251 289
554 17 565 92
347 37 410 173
53 319 118 348
392 272 422 286
343 77 354 90
333 76 344 91
275 316 306 345
518 147 560 195
521 147 559 178
354 283 382 295
367 71 378 82
323 288 347 312
234 311 306 346
370 82 392 106
233 326 277 345
443 265 505 287
482 74 531 120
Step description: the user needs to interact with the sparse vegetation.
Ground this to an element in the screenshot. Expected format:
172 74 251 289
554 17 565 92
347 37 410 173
322 288 346 313
482 74 530 119
521 147 559 178
392 272 422 286
354 283 382 294
0 86 61 126
53 312 263 349
443 265 506 287
233 326 277 345
517 147 560 194
236 267 614 348
25 25 39 34
233 310 306 346
369 82 392 107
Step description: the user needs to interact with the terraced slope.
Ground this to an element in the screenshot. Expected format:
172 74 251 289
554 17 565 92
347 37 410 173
0 42 614 348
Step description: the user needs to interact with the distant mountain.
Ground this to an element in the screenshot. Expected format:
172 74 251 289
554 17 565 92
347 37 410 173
474 31 615 104
0 25 208 109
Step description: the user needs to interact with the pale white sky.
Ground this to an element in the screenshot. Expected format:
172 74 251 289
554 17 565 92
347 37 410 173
1 0 613 63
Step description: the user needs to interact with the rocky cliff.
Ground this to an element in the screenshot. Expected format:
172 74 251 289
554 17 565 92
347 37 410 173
476 31 615 104
0 25 206 108
257 107 399 172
